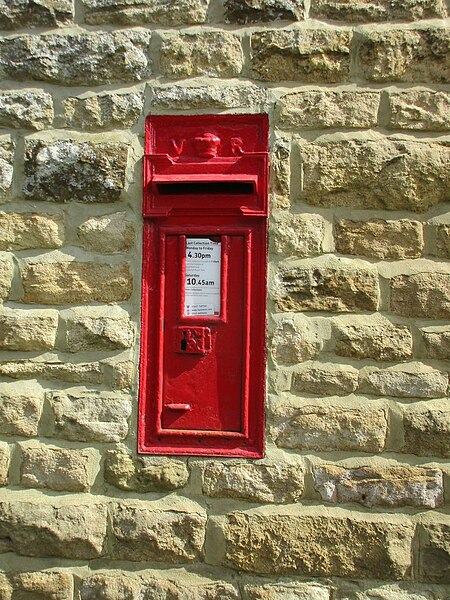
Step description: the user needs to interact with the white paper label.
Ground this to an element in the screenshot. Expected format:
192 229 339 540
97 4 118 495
184 238 221 317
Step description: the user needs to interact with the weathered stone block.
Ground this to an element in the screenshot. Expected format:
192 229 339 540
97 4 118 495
0 31 151 86
435 223 450 259
0 257 13 303
388 90 450 131
0 496 107 559
274 403 388 452
0 137 14 202
390 272 450 319
357 27 450 83
60 306 133 352
243 582 331 600
110 499 206 562
0 307 58 351
0 443 9 487
270 137 291 208
270 316 323 365
214 508 414 579
105 446 189 492
0 0 73 29
49 390 132 443
402 401 450 457
79 573 140 600
19 441 98 492
360 364 448 399
21 260 133 304
311 0 447 21
140 579 240 600
64 92 144 130
160 32 243 78
314 464 443 508
335 219 423 259
251 29 351 82
421 326 450 360
292 363 359 396
77 212 135 253
300 139 450 211
277 90 379 129
201 461 304 503
418 519 450 583
10 571 73 600
83 0 208 25
0 211 64 251
271 213 325 257
102 356 134 390
0 382 43 437
334 316 413 362
24 139 129 202
0 358 104 386
334 582 438 599
0 90 53 130
224 0 305 22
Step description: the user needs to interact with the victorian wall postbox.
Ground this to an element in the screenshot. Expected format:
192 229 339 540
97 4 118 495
139 114 268 457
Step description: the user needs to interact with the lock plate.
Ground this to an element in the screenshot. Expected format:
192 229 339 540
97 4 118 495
176 326 212 355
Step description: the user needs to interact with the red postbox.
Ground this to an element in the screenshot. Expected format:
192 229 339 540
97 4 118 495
139 114 268 457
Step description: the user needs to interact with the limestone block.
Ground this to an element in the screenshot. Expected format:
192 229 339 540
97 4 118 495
335 219 423 259
224 0 305 22
334 582 438 599
21 260 133 304
274 403 388 452
0 31 152 86
24 139 129 202
160 32 243 79
0 382 44 437
10 571 73 600
277 90 379 129
270 316 323 365
0 212 64 251
79 573 140 600
243 583 331 600
388 90 450 131
435 223 450 259
390 272 450 319
19 441 98 492
334 316 413 361
418 518 450 583
357 26 450 83
0 256 13 303
360 364 448 399
49 390 132 443
311 0 447 21
313 464 443 508
0 573 11 599
250 29 351 82
105 446 189 492
0 0 73 28
270 137 290 206
0 137 14 202
292 363 359 396
102 356 134 390
0 90 53 130
139 579 240 600
83 0 208 25
0 496 107 559
0 358 103 385
77 212 135 253
213 508 414 579
421 326 450 360
0 307 58 351
402 401 450 458
110 499 206 562
300 139 450 211
0 443 9 487
270 213 325 257
64 92 144 130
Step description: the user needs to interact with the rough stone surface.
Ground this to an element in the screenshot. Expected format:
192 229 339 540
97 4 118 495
105 446 189 492
0 307 58 351
19 442 98 492
435 223 450 259
357 27 450 83
275 404 388 452
0 31 152 86
335 219 423 260
271 137 290 203
313 464 443 508
274 264 379 312
24 139 129 203
201 461 305 503
0 211 64 251
0 382 43 437
390 272 450 319
334 583 438 599
278 90 379 129
292 363 359 396
334 316 413 361
77 212 135 253
0 137 14 201
388 90 450 131
271 213 325 257
160 32 243 79
61 306 134 352
78 573 140 600
300 139 450 212
49 390 132 443
21 260 133 304
251 29 351 82
270 316 323 365
217 509 414 579
0 443 9 487
243 583 331 600
0 498 107 559
0 358 104 385
83 0 208 25
360 365 448 399
418 520 450 584
402 401 450 458
110 500 206 562
0 258 13 303
0 0 73 29
10 571 73 600
224 0 305 23
421 326 450 359
311 0 447 21
64 92 144 130
0 90 54 130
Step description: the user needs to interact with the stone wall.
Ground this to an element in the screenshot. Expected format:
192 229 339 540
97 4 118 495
0 0 449 597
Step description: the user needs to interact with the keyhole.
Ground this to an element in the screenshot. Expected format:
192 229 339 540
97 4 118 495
180 336 187 351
